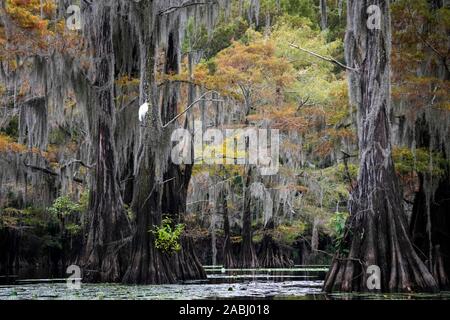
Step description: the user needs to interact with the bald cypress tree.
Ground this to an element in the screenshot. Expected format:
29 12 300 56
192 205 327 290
81 1 131 283
323 0 439 293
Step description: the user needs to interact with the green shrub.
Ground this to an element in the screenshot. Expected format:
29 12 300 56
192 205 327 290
47 195 82 217
335 163 358 183
150 217 185 254
328 211 348 252
393 147 448 178
65 223 82 236
47 194 85 236
0 116 19 138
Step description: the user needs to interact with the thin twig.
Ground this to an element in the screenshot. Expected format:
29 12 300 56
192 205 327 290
289 43 358 72
158 1 210 16
118 96 138 113
162 90 222 128
140 177 176 211
61 159 94 169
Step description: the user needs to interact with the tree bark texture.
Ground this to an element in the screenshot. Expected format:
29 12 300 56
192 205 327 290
81 1 131 283
123 1 205 283
221 188 236 268
320 0 328 30
239 166 259 268
323 0 439 293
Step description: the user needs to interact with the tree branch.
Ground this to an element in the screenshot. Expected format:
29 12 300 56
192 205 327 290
23 161 84 184
289 43 358 72
157 79 215 92
161 90 222 128
158 1 212 16
61 159 94 170
141 177 176 211
118 96 138 113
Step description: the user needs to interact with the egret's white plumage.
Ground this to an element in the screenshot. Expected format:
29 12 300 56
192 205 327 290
138 102 149 122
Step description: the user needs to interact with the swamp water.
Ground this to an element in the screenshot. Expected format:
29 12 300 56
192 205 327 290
1 266 449 300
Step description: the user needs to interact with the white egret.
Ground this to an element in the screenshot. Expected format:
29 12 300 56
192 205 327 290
138 102 149 122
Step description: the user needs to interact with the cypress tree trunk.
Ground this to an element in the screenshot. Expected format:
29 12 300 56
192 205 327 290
239 167 259 268
221 188 235 268
258 219 293 268
323 0 439 293
404 0 450 291
320 0 328 30
81 1 131 283
123 2 205 283
411 173 450 289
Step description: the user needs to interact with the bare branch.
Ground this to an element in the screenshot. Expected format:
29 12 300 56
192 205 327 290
158 1 211 16
23 161 85 184
289 43 358 72
162 90 222 128
296 96 314 112
61 159 94 170
141 177 176 211
118 96 138 113
158 79 215 92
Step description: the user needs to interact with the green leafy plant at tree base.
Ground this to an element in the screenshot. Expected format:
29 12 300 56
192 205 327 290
150 217 185 254
328 211 349 253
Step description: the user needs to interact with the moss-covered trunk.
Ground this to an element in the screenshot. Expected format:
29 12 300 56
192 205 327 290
123 1 205 284
411 173 450 289
221 188 235 268
323 0 438 293
258 219 293 268
81 1 130 283
239 166 259 268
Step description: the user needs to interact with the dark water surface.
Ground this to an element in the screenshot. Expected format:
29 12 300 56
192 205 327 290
0 266 449 300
